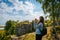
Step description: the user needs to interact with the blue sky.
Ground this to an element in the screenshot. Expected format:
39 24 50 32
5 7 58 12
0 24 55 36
0 0 44 26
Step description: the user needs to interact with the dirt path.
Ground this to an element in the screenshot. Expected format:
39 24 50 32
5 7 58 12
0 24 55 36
18 27 60 40
19 27 49 40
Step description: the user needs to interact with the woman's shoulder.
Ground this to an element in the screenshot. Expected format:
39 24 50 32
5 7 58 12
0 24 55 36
38 22 43 25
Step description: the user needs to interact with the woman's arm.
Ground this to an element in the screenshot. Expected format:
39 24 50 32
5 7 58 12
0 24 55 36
37 23 43 31
34 22 37 29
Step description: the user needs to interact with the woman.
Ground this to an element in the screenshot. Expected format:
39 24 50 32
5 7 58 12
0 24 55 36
34 16 44 40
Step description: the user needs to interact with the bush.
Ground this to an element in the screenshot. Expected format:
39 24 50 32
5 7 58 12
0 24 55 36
0 33 11 40
5 20 16 35
55 26 60 33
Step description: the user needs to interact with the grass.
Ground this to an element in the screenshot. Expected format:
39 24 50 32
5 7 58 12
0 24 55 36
55 26 60 33
0 30 5 34
19 32 35 40
19 27 60 40
0 26 59 40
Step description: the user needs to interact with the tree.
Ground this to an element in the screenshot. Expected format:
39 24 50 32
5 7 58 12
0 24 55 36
23 20 30 24
37 0 60 40
5 20 16 35
37 0 60 27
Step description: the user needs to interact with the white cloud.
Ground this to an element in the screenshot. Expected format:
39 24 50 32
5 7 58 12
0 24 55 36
0 0 44 25
0 2 14 14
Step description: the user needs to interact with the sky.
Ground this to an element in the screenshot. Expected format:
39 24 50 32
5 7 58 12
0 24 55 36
0 0 44 26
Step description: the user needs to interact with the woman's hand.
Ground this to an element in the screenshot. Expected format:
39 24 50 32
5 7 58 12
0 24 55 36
35 18 38 24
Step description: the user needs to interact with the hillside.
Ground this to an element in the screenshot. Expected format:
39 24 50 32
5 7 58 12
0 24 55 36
18 32 48 40
19 32 35 40
18 27 60 40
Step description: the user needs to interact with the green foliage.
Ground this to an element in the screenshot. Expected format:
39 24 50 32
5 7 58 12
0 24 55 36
5 20 16 30
16 22 22 28
37 0 60 27
45 20 53 27
4 20 35 36
55 26 60 33
0 31 11 40
5 20 16 35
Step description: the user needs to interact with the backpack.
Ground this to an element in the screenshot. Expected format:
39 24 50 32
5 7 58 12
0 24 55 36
39 26 47 36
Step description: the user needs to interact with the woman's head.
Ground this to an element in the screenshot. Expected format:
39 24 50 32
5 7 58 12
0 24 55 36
39 16 44 23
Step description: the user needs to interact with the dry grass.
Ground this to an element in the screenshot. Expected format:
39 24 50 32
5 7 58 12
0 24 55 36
0 30 5 34
19 32 35 40
18 27 60 40
0 27 60 40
